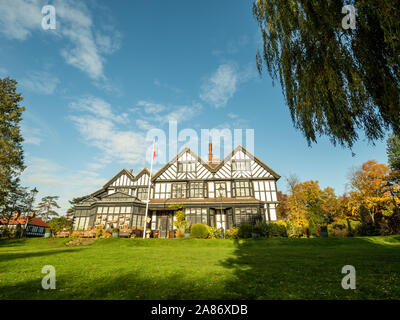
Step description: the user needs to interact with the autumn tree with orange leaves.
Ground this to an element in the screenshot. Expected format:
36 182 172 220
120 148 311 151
347 160 400 227
284 180 338 231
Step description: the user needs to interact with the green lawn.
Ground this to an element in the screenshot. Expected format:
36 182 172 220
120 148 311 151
0 236 400 299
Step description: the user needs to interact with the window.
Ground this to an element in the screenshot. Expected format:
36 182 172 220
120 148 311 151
132 214 145 229
234 207 261 226
116 187 129 194
233 181 252 197
232 160 251 171
214 182 227 198
137 187 149 200
185 208 207 225
189 182 206 198
177 161 196 173
172 183 187 198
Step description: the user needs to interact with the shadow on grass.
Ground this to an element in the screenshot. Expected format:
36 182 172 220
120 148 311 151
219 237 400 299
0 248 84 264
0 270 228 300
0 238 29 247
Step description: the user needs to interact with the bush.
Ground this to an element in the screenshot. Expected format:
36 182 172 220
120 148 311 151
0 225 10 238
206 226 221 239
271 221 287 237
255 221 271 237
238 224 253 238
285 220 303 238
225 227 239 239
255 220 288 237
70 232 81 239
354 223 380 236
190 223 209 238
328 223 348 237
95 225 104 238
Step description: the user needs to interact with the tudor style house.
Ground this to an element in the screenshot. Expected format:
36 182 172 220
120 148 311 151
72 144 280 237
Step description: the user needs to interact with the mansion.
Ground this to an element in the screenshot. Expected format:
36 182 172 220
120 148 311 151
73 144 280 237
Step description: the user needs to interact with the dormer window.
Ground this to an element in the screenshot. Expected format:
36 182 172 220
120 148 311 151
232 160 251 171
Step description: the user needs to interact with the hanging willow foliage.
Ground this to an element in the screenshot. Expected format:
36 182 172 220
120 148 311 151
253 0 400 147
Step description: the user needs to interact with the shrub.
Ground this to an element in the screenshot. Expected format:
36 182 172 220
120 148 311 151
285 220 303 238
0 225 10 238
270 221 288 237
225 227 239 239
112 228 119 233
206 226 221 239
238 224 253 238
354 223 380 236
190 223 209 238
255 220 288 237
328 222 348 237
95 225 104 238
255 221 271 237
70 232 81 240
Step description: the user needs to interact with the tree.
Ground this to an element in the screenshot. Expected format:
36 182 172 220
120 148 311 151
387 134 400 171
1 185 31 223
253 0 400 147
0 77 25 216
47 216 72 234
276 191 289 219
67 196 87 218
37 196 60 222
348 160 397 225
285 180 338 233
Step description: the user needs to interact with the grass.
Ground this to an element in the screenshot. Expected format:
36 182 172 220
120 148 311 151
0 236 400 299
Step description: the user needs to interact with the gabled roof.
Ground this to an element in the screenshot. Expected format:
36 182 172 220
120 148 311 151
213 145 281 179
103 168 135 188
151 147 214 181
133 167 151 181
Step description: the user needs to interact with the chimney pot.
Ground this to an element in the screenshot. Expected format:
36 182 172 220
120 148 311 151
129 169 133 175
208 142 213 163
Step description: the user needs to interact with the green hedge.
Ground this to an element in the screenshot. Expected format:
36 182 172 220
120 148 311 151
190 223 209 238
238 224 253 238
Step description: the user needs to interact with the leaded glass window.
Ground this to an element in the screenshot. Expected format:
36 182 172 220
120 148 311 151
172 183 187 198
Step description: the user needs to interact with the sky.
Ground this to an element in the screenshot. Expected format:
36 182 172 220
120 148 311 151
0 0 389 215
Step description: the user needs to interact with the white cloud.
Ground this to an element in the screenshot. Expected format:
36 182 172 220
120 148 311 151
0 0 42 40
69 97 148 165
70 96 128 123
137 100 166 114
200 64 238 108
136 100 202 124
0 0 120 80
21 156 106 215
200 62 258 108
21 71 59 95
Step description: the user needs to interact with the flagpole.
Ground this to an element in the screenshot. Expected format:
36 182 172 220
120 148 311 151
143 140 155 239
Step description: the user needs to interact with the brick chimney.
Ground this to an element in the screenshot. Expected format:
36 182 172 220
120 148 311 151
129 169 133 175
208 142 212 163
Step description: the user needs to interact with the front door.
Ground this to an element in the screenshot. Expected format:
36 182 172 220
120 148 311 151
159 216 168 238
215 209 226 230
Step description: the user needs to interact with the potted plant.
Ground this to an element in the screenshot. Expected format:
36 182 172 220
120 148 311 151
112 228 119 238
251 225 261 238
184 225 191 238
44 228 52 238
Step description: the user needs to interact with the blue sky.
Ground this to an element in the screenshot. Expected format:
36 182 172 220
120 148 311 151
0 0 389 214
